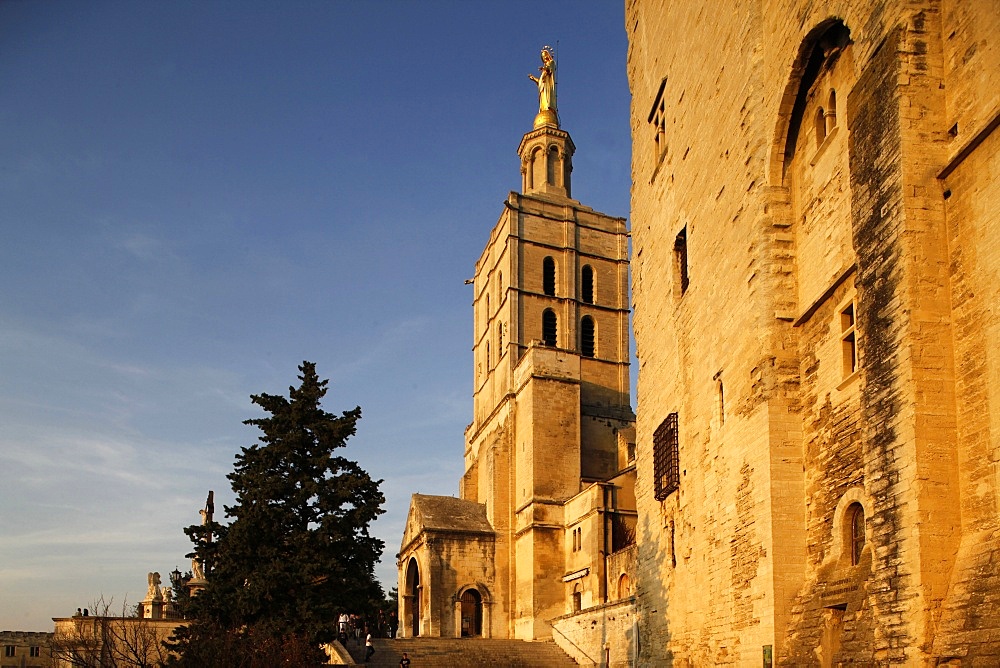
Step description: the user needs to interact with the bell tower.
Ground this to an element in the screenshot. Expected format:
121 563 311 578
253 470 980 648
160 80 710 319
460 49 634 640
518 124 574 199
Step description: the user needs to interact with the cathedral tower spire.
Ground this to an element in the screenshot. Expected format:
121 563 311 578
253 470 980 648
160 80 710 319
520 47 573 198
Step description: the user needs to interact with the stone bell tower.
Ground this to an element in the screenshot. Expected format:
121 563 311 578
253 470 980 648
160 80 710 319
398 49 634 644
460 53 634 638
518 120 574 199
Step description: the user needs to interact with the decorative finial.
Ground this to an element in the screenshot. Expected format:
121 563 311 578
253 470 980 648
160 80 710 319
528 47 558 128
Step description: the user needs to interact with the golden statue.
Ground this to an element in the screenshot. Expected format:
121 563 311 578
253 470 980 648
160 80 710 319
529 48 558 127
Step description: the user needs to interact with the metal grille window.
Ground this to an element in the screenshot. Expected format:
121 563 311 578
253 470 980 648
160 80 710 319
653 412 680 500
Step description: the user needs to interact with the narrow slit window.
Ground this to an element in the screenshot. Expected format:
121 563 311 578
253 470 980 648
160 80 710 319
815 106 827 146
674 227 689 295
841 301 857 377
717 379 725 426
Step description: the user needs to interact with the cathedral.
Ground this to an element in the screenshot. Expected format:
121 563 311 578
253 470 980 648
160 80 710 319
397 48 638 654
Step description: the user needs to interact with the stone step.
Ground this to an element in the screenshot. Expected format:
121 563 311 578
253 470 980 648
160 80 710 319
344 637 578 667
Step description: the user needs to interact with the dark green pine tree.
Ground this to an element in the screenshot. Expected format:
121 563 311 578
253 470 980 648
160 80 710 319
171 362 385 664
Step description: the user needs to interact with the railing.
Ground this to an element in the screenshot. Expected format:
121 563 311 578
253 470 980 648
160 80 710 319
550 622 598 666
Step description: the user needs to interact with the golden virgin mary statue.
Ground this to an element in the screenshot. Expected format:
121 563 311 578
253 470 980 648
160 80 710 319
528 48 558 128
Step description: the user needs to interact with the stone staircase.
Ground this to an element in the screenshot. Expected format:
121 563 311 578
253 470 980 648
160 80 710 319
343 637 578 666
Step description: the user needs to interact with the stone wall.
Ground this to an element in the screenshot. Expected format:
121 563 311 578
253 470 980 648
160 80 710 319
626 0 1000 664
551 599 638 668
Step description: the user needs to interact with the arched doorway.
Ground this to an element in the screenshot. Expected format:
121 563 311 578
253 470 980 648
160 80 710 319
460 589 482 637
405 558 420 637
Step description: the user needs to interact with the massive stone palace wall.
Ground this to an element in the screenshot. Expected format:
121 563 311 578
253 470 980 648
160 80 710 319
626 0 1000 664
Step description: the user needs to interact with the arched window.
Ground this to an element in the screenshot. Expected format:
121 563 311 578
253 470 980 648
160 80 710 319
530 147 543 190
543 257 556 296
486 341 491 369
581 316 595 358
542 309 557 347
849 503 866 565
617 573 631 599
815 106 827 146
826 89 838 133
547 146 558 185
581 265 594 304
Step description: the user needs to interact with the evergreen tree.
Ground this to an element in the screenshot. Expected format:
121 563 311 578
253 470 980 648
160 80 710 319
170 362 385 664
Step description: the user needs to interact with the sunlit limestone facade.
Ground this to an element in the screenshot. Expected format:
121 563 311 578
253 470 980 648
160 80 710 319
626 0 1000 664
398 106 638 658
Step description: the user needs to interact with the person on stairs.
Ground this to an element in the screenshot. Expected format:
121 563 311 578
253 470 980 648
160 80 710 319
364 631 375 663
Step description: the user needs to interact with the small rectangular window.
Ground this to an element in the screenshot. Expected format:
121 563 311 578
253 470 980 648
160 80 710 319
4 645 15 657
653 413 680 500
647 77 668 170
30 646 41 657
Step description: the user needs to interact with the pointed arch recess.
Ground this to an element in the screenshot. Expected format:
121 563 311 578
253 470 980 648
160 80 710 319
769 19 851 184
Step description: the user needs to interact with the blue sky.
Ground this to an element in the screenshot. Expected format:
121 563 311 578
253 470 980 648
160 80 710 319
0 1 631 630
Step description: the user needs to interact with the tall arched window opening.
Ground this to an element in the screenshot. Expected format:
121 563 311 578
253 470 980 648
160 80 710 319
815 107 827 146
849 503 866 565
547 146 558 185
581 265 594 303
530 147 542 190
542 309 557 347
618 573 631 599
405 558 421 637
581 316 595 358
826 89 838 134
543 257 556 296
